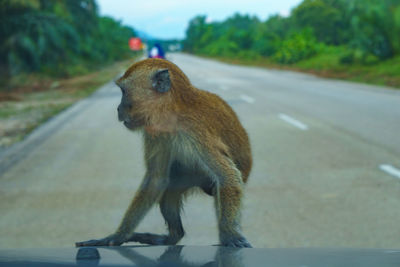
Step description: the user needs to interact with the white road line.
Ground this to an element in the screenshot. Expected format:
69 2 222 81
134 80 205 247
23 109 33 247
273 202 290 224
240 94 255 104
380 164 400 179
279 113 309 130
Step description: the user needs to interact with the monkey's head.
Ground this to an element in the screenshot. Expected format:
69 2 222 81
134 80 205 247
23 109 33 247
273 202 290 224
115 58 191 132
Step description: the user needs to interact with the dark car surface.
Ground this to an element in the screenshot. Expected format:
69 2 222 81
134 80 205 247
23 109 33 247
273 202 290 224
0 246 400 267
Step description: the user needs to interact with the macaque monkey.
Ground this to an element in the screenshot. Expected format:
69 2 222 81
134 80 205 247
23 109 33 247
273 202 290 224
76 58 252 248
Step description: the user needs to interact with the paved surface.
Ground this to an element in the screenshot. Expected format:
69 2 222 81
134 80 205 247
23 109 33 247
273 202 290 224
1 53 400 249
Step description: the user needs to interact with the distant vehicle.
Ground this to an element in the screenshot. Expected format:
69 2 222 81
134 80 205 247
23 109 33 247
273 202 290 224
168 43 182 52
148 43 165 59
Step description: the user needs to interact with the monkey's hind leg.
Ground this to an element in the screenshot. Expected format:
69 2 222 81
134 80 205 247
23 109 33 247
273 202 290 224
127 189 185 245
215 180 251 248
211 156 252 248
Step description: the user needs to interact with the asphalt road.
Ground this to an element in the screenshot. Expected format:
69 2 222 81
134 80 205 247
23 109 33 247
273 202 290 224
1 53 400 249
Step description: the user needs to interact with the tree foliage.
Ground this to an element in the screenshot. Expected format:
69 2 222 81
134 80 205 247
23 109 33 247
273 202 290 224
272 28 320 64
0 0 136 77
183 0 400 64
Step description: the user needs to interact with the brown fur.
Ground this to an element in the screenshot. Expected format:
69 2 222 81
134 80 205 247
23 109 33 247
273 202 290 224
75 58 252 248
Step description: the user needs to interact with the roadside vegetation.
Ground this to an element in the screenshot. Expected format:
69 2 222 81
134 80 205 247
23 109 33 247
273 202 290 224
0 59 137 148
183 0 400 88
0 0 140 148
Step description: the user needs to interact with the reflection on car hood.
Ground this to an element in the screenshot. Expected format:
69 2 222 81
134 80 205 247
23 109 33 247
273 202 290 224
0 246 400 267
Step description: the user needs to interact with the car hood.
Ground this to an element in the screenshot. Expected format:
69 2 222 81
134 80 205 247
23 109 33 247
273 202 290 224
0 246 399 267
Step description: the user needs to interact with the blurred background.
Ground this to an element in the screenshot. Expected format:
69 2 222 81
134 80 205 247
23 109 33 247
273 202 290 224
1 0 400 250
1 0 400 146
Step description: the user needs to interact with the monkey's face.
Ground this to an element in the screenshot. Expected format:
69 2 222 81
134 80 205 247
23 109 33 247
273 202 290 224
116 66 171 131
116 82 143 130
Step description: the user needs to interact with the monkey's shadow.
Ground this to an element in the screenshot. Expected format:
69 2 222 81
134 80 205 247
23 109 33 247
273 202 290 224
76 245 244 267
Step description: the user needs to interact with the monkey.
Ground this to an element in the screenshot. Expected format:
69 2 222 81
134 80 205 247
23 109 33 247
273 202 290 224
75 58 252 248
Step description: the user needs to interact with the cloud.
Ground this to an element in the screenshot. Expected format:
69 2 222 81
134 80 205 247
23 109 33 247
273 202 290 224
205 16 213 24
279 9 290 17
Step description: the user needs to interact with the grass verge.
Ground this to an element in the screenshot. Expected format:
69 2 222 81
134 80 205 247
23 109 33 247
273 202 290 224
198 50 400 89
0 56 139 148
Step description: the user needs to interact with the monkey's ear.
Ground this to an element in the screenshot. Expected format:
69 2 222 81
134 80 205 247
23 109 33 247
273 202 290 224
152 69 171 93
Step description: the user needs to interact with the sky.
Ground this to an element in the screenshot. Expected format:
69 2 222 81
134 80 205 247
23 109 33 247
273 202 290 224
96 0 302 40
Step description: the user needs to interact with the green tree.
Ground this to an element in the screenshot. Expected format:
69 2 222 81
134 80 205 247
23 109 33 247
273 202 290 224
251 22 280 57
183 0 400 64
348 0 398 59
222 13 259 50
291 0 350 44
264 15 292 39
273 28 320 64
0 0 136 78
183 15 208 53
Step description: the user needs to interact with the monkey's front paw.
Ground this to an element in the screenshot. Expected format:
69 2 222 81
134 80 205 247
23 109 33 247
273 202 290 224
75 234 124 247
221 236 252 248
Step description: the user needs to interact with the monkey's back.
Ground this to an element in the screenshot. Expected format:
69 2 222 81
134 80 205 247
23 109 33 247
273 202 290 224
181 88 252 183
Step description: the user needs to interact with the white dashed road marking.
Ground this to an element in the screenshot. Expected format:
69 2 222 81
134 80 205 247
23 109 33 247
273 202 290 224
240 94 255 104
380 164 400 179
279 113 309 130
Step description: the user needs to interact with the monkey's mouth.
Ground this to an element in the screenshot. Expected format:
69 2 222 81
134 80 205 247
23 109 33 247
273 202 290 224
122 117 143 130
123 119 135 129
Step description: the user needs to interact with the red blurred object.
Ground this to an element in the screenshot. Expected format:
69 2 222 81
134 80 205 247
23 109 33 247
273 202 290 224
129 38 142 51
